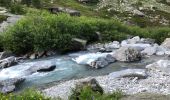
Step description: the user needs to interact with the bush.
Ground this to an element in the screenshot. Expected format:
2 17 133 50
2 10 170 54
0 89 51 100
69 85 123 100
9 3 26 15
2 11 121 54
0 15 8 23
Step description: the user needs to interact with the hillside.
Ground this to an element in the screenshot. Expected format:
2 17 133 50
51 0 170 27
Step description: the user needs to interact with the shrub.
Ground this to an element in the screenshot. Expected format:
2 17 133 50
9 3 26 15
69 85 123 100
2 10 170 54
2 11 121 54
0 89 51 100
0 15 8 23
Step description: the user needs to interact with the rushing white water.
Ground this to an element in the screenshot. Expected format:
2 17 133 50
72 52 114 65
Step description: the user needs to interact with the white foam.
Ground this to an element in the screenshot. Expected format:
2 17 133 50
72 52 114 65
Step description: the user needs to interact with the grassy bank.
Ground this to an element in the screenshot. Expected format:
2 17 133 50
1 9 170 54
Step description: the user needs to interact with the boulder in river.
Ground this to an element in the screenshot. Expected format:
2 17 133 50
113 47 141 62
0 78 25 93
109 69 147 79
27 61 56 73
0 56 18 68
90 57 109 69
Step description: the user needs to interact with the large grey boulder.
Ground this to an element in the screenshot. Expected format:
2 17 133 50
89 54 116 69
0 56 18 68
90 57 109 69
141 47 157 56
71 38 87 51
109 69 147 79
113 47 141 62
27 61 56 73
161 38 170 49
76 78 103 94
0 78 25 93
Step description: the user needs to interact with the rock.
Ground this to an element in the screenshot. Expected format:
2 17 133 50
86 43 105 52
105 54 116 63
27 61 56 73
113 47 141 62
71 38 87 51
155 46 166 56
109 69 147 79
127 36 140 44
167 0 170 3
78 0 99 3
133 9 145 17
90 57 109 69
0 51 13 60
0 56 18 68
146 60 170 74
104 41 120 50
0 78 25 93
140 38 155 44
141 47 157 56
29 53 38 60
76 78 103 94
161 38 170 49
1 85 15 94
48 7 81 16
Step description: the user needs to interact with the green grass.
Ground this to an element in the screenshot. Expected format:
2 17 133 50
0 89 51 100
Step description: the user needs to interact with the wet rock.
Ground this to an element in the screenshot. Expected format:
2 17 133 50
109 69 147 79
105 54 116 63
161 38 170 49
71 38 87 51
76 78 103 94
140 38 155 44
155 46 166 56
29 53 38 60
113 47 141 62
0 56 18 68
141 47 157 56
0 51 13 60
104 41 120 50
0 78 25 93
48 7 81 16
27 61 56 73
90 57 109 69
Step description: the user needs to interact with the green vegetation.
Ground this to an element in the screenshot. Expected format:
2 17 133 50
0 15 8 23
1 9 170 54
1 10 122 54
69 85 123 100
0 89 51 100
